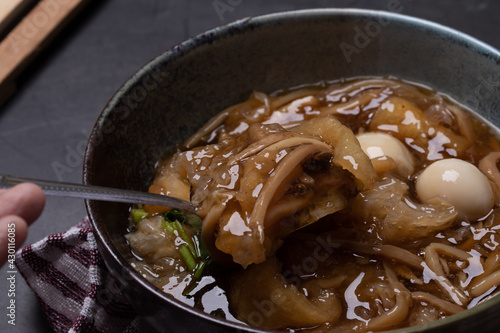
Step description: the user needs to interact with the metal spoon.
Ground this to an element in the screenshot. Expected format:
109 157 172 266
0 173 196 213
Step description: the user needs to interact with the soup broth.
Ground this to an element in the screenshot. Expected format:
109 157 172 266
125 77 500 332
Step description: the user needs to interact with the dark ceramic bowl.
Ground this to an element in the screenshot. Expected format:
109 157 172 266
84 8 500 333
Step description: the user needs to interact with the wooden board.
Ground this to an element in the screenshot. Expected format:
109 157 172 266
0 0 92 106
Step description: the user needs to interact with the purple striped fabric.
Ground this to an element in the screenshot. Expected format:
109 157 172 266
15 218 140 333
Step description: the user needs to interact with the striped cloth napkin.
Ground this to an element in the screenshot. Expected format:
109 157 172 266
15 218 140 333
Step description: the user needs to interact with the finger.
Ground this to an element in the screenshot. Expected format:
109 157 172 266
0 216 28 267
0 183 46 225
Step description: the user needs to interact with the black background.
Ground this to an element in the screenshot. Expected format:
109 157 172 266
0 0 499 332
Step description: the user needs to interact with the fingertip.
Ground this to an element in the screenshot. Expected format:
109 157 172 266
0 183 46 225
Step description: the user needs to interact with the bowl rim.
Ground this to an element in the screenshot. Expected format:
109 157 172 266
84 7 500 333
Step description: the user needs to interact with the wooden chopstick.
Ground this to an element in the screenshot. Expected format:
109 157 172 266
0 0 38 39
0 0 93 106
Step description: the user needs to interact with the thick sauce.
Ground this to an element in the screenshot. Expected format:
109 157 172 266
126 77 500 332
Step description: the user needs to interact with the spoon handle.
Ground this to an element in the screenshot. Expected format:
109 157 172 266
0 174 196 213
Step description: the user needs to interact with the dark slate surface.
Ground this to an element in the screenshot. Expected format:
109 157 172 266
0 0 498 332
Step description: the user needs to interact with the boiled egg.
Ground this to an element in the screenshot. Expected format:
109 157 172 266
357 132 414 177
416 158 494 220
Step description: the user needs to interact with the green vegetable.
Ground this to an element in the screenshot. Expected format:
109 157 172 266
131 208 148 223
164 209 203 232
164 209 186 223
192 234 209 258
182 260 211 296
193 260 208 279
161 208 211 295
174 220 196 257
179 245 197 271
161 219 175 233
185 214 203 232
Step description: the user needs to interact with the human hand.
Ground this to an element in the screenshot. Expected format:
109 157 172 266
0 184 46 267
